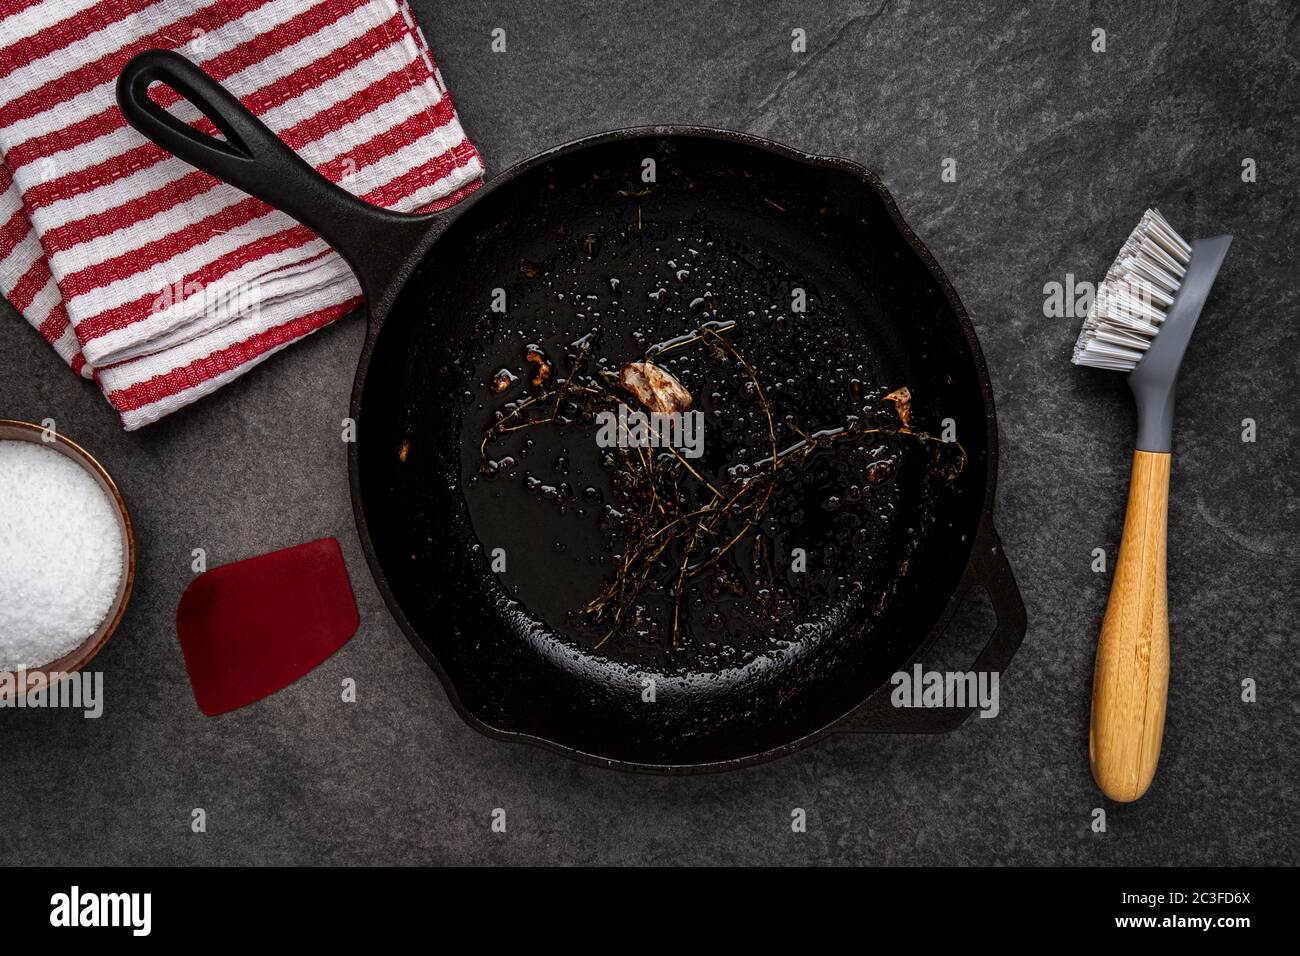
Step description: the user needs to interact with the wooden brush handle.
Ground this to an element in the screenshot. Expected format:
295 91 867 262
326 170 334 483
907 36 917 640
1090 450 1171 802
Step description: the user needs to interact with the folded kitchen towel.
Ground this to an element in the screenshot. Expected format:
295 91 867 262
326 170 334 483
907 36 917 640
0 0 482 429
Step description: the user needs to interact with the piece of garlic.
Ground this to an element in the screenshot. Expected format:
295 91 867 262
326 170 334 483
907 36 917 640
883 386 911 428
619 361 693 415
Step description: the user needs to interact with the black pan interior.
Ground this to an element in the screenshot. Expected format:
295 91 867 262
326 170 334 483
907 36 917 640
357 133 990 766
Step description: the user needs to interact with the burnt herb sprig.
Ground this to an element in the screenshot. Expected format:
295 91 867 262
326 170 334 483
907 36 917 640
480 321 965 650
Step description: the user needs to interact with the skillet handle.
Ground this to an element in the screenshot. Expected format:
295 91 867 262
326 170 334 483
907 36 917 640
115 49 434 305
833 522 1027 734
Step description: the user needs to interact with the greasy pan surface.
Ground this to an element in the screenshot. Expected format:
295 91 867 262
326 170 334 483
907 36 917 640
356 132 998 768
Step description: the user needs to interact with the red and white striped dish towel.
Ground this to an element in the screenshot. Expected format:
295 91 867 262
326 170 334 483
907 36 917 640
0 0 483 430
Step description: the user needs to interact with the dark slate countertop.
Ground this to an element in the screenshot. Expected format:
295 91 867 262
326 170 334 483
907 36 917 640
2 1 1296 865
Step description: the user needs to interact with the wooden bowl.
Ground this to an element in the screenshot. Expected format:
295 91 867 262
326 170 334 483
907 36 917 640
0 420 136 701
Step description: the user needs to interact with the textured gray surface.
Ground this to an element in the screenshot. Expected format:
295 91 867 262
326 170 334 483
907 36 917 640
2 0 1297 866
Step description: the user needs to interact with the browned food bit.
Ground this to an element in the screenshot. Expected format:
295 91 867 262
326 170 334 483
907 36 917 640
883 386 912 428
619 360 693 415
864 459 894 485
492 368 518 394
525 348 552 387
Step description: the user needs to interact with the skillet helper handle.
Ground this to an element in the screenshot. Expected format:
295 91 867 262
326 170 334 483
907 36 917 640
116 49 432 302
834 522 1026 734
1089 450 1171 803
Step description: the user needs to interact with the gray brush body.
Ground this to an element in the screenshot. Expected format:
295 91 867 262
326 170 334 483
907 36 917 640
1129 235 1233 453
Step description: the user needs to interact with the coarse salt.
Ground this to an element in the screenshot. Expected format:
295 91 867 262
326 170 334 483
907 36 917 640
0 440 124 671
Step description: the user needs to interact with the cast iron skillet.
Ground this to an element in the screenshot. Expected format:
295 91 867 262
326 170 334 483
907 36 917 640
118 50 1026 772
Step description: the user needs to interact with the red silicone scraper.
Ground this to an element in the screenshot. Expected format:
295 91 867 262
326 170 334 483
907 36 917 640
176 537 360 716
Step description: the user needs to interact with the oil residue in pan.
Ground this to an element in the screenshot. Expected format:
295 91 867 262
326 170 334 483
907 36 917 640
457 208 955 676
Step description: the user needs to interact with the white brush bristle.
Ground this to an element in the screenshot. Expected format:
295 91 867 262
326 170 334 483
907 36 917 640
1071 209 1193 371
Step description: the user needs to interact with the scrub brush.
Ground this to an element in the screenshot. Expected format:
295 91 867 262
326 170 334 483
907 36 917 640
1072 209 1231 802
